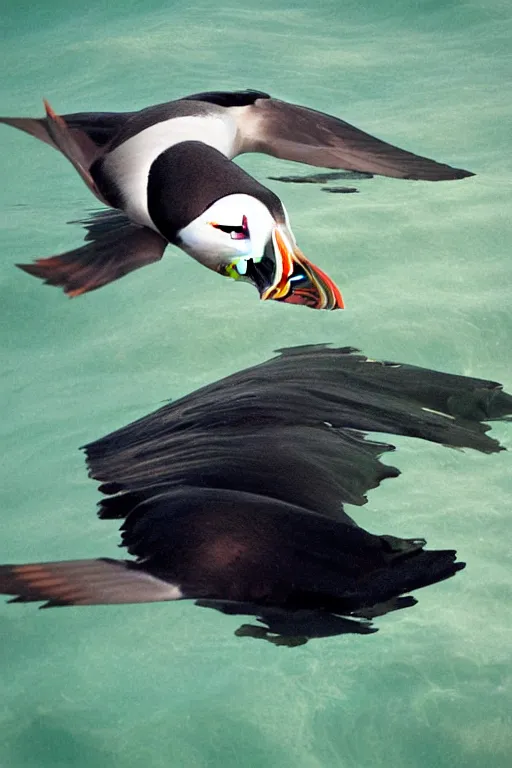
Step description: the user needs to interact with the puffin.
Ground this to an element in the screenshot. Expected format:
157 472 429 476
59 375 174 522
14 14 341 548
1 344 509 646
1 89 473 309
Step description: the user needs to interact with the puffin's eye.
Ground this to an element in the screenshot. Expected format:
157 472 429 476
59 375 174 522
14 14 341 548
209 215 250 240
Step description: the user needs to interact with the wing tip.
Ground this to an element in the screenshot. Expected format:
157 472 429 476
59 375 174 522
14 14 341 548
430 166 475 181
16 260 84 296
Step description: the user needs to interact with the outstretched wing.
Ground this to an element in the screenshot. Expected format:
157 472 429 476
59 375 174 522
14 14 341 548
237 97 474 180
18 209 167 296
0 101 128 203
0 108 133 149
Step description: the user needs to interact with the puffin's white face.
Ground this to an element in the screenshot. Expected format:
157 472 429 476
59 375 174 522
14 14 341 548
177 194 276 271
177 192 344 310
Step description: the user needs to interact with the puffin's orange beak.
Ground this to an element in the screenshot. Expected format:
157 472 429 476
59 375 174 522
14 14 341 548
261 226 344 310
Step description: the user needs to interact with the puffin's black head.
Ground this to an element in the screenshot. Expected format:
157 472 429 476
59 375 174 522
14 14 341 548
147 142 344 310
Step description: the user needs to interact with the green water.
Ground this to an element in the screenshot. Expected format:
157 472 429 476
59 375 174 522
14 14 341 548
1 1 511 766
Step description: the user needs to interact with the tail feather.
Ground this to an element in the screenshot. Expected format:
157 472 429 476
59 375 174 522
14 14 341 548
42 100 107 204
0 559 183 607
1 103 109 206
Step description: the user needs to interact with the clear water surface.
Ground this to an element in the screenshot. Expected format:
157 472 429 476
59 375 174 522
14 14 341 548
1 1 511 766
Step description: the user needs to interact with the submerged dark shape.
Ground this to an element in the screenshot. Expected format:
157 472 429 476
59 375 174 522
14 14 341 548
268 171 375 183
0 88 473 306
268 169 373 193
1 345 509 645
321 187 359 194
